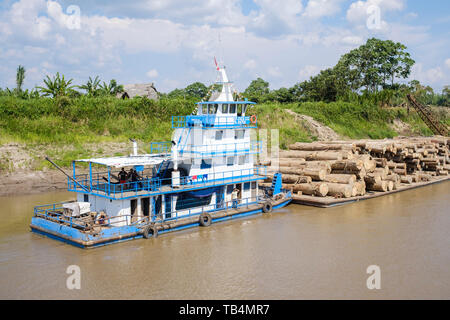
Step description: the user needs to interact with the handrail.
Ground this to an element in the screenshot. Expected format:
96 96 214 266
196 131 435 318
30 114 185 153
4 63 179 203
172 115 256 129
34 188 291 230
67 166 268 199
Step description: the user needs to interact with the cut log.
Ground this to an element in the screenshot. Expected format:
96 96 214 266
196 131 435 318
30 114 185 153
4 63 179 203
326 183 353 198
400 176 413 184
323 174 356 184
366 181 388 192
364 174 382 185
331 160 364 171
288 142 355 151
279 159 307 167
293 182 328 197
354 180 366 196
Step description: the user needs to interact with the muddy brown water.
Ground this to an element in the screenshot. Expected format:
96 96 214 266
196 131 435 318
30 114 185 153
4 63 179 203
0 182 449 299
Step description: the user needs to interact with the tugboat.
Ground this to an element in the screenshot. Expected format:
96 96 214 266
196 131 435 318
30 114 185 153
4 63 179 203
30 62 292 248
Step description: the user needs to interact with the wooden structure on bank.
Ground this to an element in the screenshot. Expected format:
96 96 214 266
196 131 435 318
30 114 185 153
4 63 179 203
407 95 448 136
261 136 450 206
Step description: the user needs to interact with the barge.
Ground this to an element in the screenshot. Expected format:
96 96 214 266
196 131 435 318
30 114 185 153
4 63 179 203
30 63 292 248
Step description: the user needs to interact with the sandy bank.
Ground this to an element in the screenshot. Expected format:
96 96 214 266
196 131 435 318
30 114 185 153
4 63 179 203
0 170 68 197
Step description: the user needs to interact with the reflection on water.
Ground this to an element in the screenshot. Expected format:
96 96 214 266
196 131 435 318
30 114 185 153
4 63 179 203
0 182 449 299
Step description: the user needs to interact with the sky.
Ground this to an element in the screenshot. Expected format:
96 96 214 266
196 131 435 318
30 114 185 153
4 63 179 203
0 0 449 93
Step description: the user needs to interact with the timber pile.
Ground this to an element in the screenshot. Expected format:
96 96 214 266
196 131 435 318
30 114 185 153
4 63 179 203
261 136 449 199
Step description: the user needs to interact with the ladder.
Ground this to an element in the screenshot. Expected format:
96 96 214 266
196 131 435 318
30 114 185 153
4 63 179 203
270 173 283 196
406 94 448 136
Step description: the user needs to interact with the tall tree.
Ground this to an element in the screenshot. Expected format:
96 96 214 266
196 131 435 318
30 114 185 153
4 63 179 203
16 65 25 93
243 78 270 103
99 79 124 96
185 82 208 99
37 72 76 98
79 76 101 96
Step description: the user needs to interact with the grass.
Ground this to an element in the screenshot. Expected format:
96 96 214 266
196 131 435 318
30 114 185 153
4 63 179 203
0 95 446 171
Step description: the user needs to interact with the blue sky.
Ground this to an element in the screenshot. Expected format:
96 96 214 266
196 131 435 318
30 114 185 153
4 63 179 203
0 0 449 93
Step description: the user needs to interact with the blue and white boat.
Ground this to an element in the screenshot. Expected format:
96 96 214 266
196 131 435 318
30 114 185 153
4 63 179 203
30 63 292 248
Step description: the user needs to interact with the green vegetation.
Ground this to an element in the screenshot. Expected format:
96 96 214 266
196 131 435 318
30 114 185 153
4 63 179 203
0 37 448 172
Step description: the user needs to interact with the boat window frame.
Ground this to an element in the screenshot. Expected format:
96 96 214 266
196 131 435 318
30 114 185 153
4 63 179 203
229 104 236 114
215 130 224 140
221 104 229 114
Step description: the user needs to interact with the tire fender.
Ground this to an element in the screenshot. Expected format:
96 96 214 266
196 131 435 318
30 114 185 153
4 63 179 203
262 201 273 213
199 213 212 227
143 225 158 239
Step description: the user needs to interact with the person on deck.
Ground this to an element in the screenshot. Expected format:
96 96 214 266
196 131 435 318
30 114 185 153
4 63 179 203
232 188 240 209
118 168 128 183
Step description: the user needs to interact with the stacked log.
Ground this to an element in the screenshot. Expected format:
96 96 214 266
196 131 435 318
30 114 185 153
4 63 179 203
261 137 448 200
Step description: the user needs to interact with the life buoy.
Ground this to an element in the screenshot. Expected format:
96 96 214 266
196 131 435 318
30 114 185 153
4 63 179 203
250 115 257 124
262 201 272 213
143 225 158 239
199 213 212 227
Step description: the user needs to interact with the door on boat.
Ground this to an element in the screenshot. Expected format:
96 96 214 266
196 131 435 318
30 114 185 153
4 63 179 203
237 183 242 206
131 199 137 222
142 197 150 217
165 195 171 219
251 182 257 200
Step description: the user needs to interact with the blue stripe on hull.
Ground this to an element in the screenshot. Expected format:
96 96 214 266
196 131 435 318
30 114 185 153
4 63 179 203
30 199 292 248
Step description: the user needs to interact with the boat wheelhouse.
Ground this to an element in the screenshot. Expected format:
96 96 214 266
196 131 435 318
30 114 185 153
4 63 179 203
30 63 292 248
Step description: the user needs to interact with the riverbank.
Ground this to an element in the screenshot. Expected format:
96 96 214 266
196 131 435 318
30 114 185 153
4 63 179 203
1 96 448 196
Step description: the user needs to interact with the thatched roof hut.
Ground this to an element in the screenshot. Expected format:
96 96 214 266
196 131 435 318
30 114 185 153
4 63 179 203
117 83 158 100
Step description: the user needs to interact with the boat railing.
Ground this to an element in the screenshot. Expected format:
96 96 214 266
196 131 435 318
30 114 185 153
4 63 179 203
33 188 291 230
33 203 92 230
68 166 268 199
172 115 256 129
150 142 172 154
180 141 262 157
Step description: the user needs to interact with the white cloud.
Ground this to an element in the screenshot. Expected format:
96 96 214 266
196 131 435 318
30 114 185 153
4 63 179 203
244 59 257 70
298 65 322 81
346 0 405 25
411 63 445 85
248 0 303 36
267 66 282 77
303 0 343 19
445 59 450 69
146 69 159 78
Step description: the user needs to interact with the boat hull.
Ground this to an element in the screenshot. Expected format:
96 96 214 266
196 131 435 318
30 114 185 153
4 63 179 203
30 198 292 248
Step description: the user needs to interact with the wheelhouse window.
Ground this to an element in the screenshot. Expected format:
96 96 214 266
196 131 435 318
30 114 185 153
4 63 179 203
215 130 223 140
229 104 236 114
208 104 218 114
201 159 212 169
235 129 245 139
201 104 207 114
221 104 228 114
237 104 242 116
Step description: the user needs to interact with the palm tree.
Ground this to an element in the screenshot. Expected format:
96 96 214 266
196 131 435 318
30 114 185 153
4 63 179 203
16 65 25 93
99 79 124 96
78 76 101 96
37 72 76 98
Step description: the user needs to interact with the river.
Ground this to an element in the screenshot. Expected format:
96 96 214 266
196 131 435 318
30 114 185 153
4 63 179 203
1 181 449 299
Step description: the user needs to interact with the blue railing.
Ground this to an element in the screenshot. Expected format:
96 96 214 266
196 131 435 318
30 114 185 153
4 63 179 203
150 142 172 154
68 166 268 200
33 202 90 230
180 141 262 157
33 192 278 230
172 115 256 129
